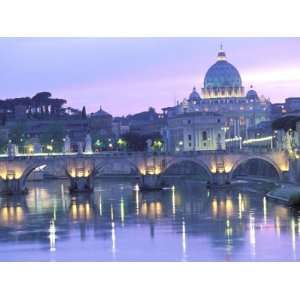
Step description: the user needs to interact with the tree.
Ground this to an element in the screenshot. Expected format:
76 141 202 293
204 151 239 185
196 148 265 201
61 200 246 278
0 133 8 154
8 122 27 145
117 138 127 151
90 132 110 151
153 139 163 151
82 106 87 119
121 131 163 152
39 123 66 152
32 91 52 101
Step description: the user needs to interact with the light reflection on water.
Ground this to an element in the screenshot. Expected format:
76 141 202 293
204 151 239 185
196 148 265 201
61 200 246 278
0 178 300 261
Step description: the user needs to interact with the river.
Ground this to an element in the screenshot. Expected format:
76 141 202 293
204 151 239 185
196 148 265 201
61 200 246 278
0 178 299 261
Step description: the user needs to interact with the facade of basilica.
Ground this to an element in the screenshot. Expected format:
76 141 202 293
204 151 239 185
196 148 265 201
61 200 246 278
162 46 271 152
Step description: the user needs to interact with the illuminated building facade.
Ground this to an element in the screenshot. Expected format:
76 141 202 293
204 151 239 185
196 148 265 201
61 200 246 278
162 46 271 151
163 111 226 152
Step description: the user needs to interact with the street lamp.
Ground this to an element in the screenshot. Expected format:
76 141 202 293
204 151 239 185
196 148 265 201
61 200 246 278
153 140 163 151
178 140 184 152
117 138 126 151
46 144 53 152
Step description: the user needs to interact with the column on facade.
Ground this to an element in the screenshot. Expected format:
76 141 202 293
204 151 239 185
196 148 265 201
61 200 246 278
167 129 171 152
237 118 240 137
233 118 237 137
245 118 249 140
193 124 196 151
212 128 216 150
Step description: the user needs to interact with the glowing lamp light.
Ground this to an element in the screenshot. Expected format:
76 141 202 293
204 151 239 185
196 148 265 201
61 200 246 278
95 139 101 147
224 163 233 173
153 140 163 150
117 138 126 147
46 145 53 151
6 173 15 180
242 136 273 145
139 168 146 175
210 165 217 173
27 144 34 154
154 166 161 175
69 168 76 178
225 136 242 143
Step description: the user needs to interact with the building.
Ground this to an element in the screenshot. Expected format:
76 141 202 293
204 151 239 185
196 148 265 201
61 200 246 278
89 106 113 137
112 117 130 138
127 107 165 136
271 97 300 120
163 46 271 144
163 111 225 152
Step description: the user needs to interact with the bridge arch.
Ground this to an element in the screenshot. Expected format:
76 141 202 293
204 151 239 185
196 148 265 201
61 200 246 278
162 158 213 181
229 155 283 182
19 159 68 187
94 159 141 176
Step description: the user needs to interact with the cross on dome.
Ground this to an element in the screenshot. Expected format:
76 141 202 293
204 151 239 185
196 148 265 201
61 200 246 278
217 43 226 61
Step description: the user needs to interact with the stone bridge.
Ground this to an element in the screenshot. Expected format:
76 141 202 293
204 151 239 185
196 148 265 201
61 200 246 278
0 150 293 194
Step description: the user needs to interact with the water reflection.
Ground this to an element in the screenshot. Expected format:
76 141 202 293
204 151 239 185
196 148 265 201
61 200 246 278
69 197 93 222
0 197 27 227
49 219 56 252
0 178 300 261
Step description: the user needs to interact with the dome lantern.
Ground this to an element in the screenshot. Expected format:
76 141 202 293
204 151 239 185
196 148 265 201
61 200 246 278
217 44 226 61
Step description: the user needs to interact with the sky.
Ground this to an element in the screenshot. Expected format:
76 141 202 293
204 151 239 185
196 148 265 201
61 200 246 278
0 37 299 116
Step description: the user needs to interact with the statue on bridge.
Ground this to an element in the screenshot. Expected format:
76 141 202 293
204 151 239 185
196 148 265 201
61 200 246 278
7 141 18 157
285 130 297 154
63 135 71 153
84 134 93 153
77 142 83 154
146 139 152 153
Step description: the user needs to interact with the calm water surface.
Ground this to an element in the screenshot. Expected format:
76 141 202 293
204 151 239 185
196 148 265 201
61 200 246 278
0 178 300 261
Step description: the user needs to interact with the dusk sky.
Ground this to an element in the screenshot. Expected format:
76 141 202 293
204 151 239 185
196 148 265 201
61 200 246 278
0 37 299 116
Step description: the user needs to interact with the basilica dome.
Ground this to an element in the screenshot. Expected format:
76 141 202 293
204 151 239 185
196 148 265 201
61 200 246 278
189 87 201 102
246 86 259 100
204 52 242 89
202 46 244 99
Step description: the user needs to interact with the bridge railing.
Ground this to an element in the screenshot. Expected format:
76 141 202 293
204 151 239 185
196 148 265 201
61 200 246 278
0 150 148 160
162 148 283 156
0 148 285 161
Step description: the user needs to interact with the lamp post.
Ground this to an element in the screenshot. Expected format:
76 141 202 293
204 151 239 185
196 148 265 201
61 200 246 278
178 140 183 152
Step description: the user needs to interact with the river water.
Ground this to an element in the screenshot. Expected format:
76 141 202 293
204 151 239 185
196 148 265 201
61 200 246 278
0 178 299 261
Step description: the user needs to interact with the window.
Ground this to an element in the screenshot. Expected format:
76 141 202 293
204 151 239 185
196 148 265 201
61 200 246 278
189 142 192 147
187 119 191 124
188 134 192 141
202 131 207 141
217 118 221 123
